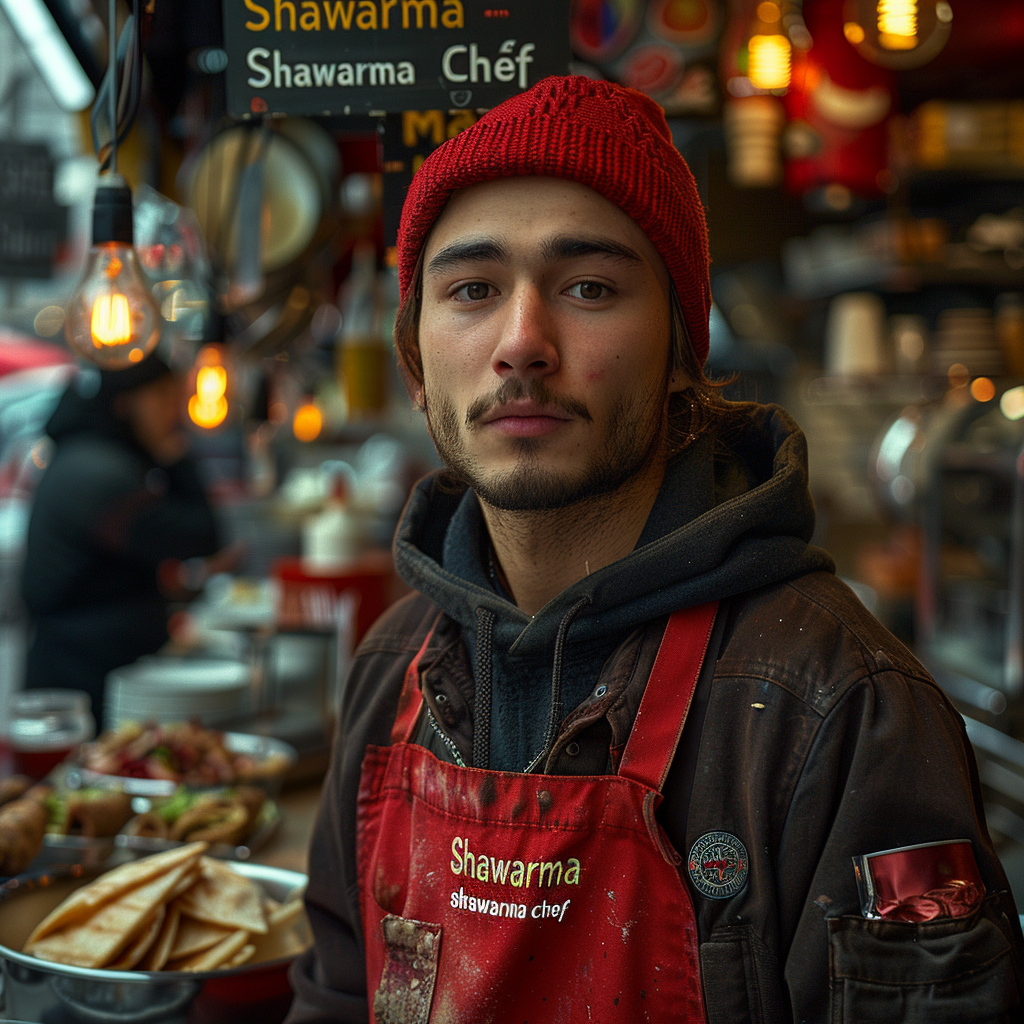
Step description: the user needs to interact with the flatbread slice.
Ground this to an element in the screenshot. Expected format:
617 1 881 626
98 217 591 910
166 928 250 972
175 858 267 935
267 898 304 929
139 903 181 972
167 865 201 901
249 907 312 965
24 842 206 946
26 858 198 969
168 914 234 960
108 905 165 970
226 943 256 968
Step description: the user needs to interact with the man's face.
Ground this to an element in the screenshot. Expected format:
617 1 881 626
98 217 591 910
418 176 677 512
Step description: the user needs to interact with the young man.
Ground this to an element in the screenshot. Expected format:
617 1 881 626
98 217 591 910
287 77 1023 1023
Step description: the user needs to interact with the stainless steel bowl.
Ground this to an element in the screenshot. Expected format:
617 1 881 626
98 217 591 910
0 861 308 1024
67 732 298 798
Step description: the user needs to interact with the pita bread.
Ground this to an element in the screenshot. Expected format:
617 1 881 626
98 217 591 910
108 905 165 970
249 905 312 965
139 903 180 972
175 858 267 934
167 865 201 901
166 928 249 972
24 842 207 947
226 943 256 968
267 898 304 929
26 859 198 969
168 914 234 960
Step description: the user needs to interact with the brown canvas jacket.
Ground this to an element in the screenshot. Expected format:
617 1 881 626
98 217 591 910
287 569 1024 1024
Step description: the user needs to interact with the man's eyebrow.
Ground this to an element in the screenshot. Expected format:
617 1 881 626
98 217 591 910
426 239 510 274
541 236 644 265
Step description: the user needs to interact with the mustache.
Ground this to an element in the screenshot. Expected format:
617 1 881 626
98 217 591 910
465 378 592 427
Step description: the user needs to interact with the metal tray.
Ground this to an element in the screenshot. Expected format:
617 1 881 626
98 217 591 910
35 798 282 869
0 860 308 1024
65 732 297 798
114 798 282 861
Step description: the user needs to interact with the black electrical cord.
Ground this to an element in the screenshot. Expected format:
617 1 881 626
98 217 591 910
90 0 144 172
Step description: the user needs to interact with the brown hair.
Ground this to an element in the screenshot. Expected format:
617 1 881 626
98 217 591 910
392 249 739 457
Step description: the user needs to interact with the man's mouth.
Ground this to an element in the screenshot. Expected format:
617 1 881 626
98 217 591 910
479 402 573 437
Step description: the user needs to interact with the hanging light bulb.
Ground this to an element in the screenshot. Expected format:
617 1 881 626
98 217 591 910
188 345 230 430
64 175 161 368
844 0 951 69
747 2 792 92
293 401 323 443
877 0 917 49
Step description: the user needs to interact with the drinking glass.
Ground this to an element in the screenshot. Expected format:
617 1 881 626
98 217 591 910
5 689 95 780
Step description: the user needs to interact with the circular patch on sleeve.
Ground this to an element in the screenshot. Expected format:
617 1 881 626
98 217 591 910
687 832 749 899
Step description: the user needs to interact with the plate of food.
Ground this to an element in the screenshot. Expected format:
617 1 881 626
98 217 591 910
68 721 297 796
117 785 281 859
1 777 283 879
0 844 311 1024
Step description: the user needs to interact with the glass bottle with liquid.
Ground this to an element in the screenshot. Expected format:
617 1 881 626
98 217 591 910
337 242 390 419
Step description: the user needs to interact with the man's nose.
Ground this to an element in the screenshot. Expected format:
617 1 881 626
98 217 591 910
490 285 560 379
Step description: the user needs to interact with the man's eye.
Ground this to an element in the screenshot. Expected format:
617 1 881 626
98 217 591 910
454 282 493 300
567 281 608 300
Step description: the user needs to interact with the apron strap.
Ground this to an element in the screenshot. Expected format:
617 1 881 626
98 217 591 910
617 601 718 793
390 623 437 744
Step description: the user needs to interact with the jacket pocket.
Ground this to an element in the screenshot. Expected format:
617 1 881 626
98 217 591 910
371 914 442 1024
828 892 1022 1023
700 924 786 1024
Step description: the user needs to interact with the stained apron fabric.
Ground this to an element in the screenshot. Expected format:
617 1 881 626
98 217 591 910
356 602 718 1023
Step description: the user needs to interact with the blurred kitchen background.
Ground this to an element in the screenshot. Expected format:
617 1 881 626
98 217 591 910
2 0 1024 899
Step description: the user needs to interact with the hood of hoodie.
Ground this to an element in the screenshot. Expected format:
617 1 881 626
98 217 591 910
46 357 173 450
393 402 835 769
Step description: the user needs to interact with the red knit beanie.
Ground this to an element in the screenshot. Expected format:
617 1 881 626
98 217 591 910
397 75 711 365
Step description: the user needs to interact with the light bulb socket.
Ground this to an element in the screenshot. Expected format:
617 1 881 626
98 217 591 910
92 175 134 245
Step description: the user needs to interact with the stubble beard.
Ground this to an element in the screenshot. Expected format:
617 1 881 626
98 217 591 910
424 377 667 512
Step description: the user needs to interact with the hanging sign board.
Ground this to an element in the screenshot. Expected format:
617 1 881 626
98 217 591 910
0 143 67 280
382 108 478 247
221 0 570 116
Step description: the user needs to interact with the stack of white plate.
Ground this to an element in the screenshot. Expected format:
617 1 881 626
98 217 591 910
104 658 252 727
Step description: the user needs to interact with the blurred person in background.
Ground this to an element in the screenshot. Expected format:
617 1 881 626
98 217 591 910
20 355 224 724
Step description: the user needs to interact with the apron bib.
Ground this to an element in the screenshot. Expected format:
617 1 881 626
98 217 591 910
357 602 717 1023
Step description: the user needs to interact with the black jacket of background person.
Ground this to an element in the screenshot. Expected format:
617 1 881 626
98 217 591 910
286 403 1024 1024
20 372 219 723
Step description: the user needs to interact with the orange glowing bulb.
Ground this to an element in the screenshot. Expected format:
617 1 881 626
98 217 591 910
196 365 228 402
970 377 996 403
188 394 228 429
293 403 323 443
748 32 792 91
877 0 917 49
188 346 230 429
90 292 132 348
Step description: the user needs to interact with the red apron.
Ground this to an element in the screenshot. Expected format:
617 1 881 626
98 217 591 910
357 602 717 1024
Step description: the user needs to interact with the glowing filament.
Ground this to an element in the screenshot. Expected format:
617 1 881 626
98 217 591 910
748 33 791 91
877 0 917 49
90 293 132 347
197 365 227 402
189 361 229 429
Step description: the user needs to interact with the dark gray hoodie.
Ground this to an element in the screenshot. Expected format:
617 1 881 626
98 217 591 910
393 402 836 772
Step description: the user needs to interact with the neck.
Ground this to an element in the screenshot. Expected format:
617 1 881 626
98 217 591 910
478 457 667 616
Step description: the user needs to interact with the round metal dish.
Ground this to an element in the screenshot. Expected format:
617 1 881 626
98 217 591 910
0 861 308 1024
67 732 298 798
